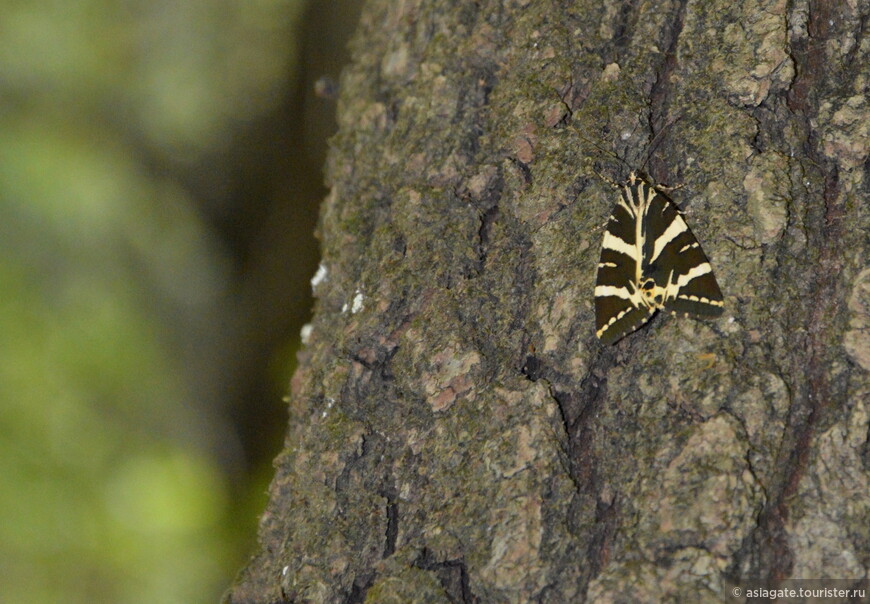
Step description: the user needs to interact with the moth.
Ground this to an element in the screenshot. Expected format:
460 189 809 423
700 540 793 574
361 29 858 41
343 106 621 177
595 172 724 344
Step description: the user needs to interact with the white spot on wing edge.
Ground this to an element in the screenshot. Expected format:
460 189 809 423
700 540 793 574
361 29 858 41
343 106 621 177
597 306 633 337
596 305 654 340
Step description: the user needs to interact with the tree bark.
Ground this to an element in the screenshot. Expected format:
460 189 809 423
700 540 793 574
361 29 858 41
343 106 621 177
228 0 869 602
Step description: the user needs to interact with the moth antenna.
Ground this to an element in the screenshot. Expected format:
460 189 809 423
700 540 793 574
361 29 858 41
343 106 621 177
590 166 621 189
654 182 685 194
638 114 683 177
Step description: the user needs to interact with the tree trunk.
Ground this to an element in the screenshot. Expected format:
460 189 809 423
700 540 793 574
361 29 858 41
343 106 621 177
228 0 869 601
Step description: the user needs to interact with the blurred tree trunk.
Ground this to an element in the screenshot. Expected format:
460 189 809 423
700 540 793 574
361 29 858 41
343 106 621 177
228 0 869 601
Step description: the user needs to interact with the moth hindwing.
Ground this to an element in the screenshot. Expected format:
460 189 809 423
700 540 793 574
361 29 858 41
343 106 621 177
594 172 724 345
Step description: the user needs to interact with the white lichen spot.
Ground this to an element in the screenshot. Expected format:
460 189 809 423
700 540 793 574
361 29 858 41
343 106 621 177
321 397 336 419
351 290 364 314
300 323 313 344
341 302 349 313
310 263 327 289
282 565 289 576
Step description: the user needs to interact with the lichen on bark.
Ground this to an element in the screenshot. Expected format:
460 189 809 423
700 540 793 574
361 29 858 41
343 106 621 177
228 0 869 602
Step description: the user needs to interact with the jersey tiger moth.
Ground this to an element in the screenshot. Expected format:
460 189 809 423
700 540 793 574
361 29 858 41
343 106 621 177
594 172 724 344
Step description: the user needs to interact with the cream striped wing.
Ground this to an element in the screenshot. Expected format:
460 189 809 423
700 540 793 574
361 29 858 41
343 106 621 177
595 173 723 345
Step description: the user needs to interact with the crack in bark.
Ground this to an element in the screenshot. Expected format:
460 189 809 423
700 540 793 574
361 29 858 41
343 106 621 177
476 202 501 271
757 167 844 584
345 572 375 604
518 336 621 588
609 0 642 62
645 0 688 179
563 352 614 492
508 156 533 184
413 549 479 604
383 491 399 558
543 347 618 586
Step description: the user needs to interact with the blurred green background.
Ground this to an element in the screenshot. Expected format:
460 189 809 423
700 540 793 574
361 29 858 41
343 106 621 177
0 1 361 602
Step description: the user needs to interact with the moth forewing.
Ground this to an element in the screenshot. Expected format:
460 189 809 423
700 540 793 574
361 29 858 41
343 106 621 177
594 172 724 344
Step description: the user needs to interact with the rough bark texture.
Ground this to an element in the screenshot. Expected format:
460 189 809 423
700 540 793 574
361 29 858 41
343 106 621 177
228 0 869 602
